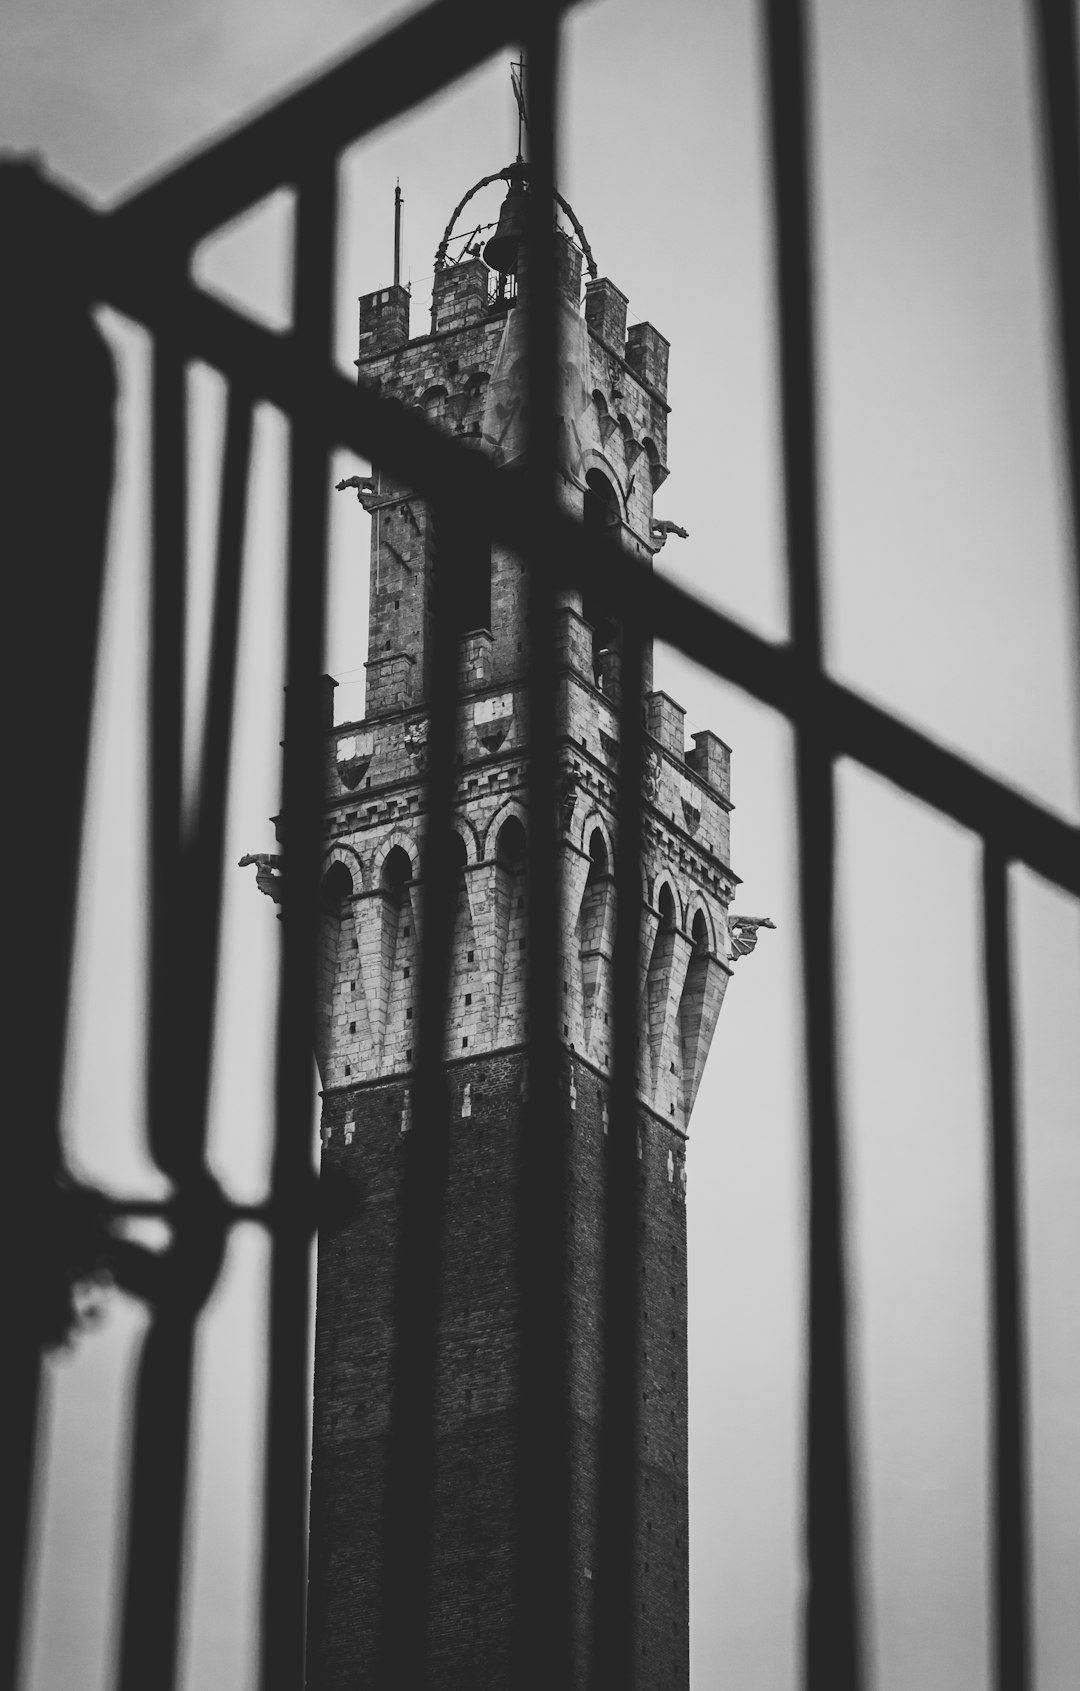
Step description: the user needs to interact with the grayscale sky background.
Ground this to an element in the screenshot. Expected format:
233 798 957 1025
4 2 1078 1688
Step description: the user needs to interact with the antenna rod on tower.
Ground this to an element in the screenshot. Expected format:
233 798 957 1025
511 58 528 162
393 181 402 287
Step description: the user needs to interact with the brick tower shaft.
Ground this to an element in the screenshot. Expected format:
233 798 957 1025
303 196 746 1690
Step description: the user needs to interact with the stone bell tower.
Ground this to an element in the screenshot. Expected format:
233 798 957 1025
289 162 771 1691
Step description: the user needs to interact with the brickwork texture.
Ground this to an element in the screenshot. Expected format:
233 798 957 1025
304 218 744 1689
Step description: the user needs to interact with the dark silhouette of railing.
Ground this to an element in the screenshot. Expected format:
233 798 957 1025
3 1 1078 1689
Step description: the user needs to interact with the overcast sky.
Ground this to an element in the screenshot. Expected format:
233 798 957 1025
5 2 1078 1689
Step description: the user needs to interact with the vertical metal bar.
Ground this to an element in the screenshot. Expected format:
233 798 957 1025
516 7 572 1686
982 848 1031 1691
1027 0 1080 727
119 331 252 1691
260 159 336 1691
377 494 461 1690
193 386 254 942
762 0 824 673
794 742 859 1691
146 333 190 1178
1 161 117 1690
760 2 861 1686
116 327 196 1691
176 385 255 1194
590 605 645 1688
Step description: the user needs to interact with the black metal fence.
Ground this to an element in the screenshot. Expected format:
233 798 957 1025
4 1 1078 1688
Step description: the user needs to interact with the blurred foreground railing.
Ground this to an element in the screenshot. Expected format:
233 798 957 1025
3 2 1078 1689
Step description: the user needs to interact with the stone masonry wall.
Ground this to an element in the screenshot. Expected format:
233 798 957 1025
306 260 737 1689
308 1048 690 1691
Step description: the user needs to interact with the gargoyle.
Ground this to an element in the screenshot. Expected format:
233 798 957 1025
729 915 776 961
239 852 284 905
335 475 380 511
650 517 689 549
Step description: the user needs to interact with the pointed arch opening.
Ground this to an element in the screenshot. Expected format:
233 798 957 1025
317 861 357 1086
382 844 412 902
576 827 614 1055
581 468 622 700
493 816 528 1045
380 844 417 1071
644 882 678 1088
678 908 722 1119
447 831 483 1055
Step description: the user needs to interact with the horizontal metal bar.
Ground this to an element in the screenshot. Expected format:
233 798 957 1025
42 183 1080 897
110 0 578 249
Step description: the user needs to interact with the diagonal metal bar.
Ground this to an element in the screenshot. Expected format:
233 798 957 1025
40 195 1072 894
10 9 1077 1675
34 160 1079 886
982 849 1032 1691
260 158 337 1691
110 0 556 248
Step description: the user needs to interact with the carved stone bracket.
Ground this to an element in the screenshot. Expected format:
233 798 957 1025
729 915 776 961
555 770 579 832
239 852 284 905
642 749 661 805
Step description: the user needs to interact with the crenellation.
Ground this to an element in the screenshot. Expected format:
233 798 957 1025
300 159 770 1691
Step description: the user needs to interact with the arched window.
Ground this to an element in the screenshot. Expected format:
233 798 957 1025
576 829 614 1053
380 846 417 1071
445 832 480 1055
581 469 622 698
644 882 678 1087
690 909 709 956
657 882 676 931
492 817 528 1042
587 827 609 881
584 467 620 533
382 844 412 903
317 861 357 1087
496 814 527 870
322 859 354 915
677 908 715 1118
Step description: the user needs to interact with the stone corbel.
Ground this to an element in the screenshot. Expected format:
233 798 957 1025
729 915 776 961
239 853 284 904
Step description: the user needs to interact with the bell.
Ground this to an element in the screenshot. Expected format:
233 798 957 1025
483 184 529 275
